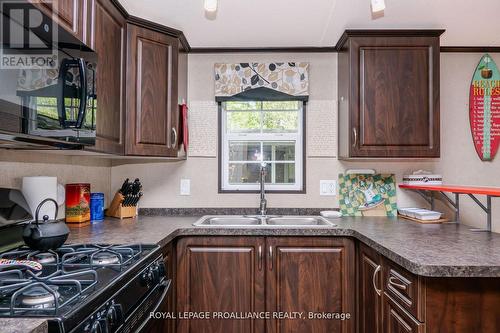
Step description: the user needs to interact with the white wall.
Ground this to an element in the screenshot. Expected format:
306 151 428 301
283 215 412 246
435 53 500 232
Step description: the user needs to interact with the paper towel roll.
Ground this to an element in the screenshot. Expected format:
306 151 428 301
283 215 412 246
21 177 65 220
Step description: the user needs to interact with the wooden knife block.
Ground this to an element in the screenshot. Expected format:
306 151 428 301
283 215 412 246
106 192 138 219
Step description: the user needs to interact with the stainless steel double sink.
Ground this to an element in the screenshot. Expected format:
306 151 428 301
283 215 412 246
193 215 336 227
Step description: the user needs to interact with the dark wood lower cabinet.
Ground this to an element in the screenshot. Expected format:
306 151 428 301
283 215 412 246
358 241 500 333
383 293 424 333
358 242 382 333
176 237 355 333
175 237 500 333
425 278 500 333
266 237 355 333
176 237 265 333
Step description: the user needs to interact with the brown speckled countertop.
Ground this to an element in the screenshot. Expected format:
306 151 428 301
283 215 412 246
8 215 500 333
67 215 500 278
0 318 48 333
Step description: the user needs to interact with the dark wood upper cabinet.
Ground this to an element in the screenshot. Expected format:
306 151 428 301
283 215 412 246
176 237 266 333
337 30 444 158
266 237 355 333
358 242 383 333
89 0 126 154
125 23 180 156
34 0 86 42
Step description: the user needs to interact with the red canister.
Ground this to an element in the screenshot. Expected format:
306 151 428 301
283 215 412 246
65 183 91 223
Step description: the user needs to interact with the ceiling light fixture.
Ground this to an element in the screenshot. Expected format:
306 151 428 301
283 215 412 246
371 0 385 13
204 0 218 13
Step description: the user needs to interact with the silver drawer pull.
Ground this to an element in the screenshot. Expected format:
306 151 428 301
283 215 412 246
352 127 357 147
372 265 382 296
389 276 407 290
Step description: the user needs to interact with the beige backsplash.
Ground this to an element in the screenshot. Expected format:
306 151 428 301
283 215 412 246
0 150 111 218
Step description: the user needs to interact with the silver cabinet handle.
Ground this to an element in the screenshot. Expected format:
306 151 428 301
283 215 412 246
268 246 273 271
352 127 357 148
171 127 178 147
372 265 382 296
389 276 407 290
258 245 263 271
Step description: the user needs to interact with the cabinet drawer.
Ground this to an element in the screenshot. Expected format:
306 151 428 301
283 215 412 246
383 293 425 333
383 258 425 321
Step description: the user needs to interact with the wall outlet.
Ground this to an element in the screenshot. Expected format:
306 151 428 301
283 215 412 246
180 179 191 196
320 180 337 196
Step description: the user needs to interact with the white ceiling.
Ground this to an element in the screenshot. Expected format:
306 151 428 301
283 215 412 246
118 0 500 48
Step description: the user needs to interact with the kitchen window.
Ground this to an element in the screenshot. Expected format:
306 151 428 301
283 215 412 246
219 100 305 192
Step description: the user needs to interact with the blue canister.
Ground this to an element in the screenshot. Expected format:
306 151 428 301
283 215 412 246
90 192 105 221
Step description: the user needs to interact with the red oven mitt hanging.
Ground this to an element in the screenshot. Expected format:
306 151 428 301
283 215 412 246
180 103 189 153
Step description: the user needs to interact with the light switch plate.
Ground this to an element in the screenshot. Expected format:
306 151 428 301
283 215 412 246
180 179 191 196
320 180 337 196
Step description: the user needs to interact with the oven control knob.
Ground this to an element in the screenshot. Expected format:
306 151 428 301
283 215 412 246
157 262 166 277
90 320 104 333
141 269 154 286
107 307 117 328
151 264 160 282
151 262 166 283
106 304 123 330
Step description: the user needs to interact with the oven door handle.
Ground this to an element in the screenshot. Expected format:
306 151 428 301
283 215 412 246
134 279 171 333
75 58 87 129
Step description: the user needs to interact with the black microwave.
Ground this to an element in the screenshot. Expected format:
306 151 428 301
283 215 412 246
0 2 97 149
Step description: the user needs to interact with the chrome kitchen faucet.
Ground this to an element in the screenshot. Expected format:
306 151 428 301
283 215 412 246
259 162 268 216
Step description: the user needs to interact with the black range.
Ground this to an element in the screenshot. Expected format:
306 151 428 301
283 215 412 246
0 243 170 333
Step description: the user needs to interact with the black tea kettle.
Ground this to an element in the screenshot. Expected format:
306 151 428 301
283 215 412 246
23 198 70 251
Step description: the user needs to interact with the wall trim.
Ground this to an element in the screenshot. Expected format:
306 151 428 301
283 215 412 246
335 29 446 50
190 47 338 54
190 46 500 54
126 15 191 52
440 46 500 53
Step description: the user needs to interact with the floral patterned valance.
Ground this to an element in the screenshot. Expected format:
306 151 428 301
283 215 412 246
214 62 309 98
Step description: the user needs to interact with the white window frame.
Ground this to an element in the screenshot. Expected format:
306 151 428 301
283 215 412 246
220 101 304 192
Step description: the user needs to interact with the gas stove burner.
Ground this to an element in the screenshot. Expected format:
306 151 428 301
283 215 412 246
20 286 60 308
33 253 57 265
91 252 120 266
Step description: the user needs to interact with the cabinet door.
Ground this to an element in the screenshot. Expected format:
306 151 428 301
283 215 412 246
126 24 179 156
176 237 266 333
36 0 86 42
383 293 424 333
90 0 126 154
358 243 383 333
350 36 440 158
266 237 355 333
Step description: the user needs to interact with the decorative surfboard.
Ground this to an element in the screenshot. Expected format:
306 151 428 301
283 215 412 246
469 54 500 161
